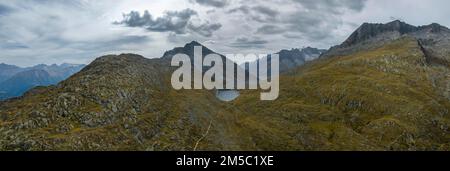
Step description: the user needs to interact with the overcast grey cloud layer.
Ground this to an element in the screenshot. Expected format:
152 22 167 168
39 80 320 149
1 0 450 66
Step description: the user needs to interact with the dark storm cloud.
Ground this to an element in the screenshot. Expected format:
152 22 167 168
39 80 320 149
229 37 269 48
190 0 229 8
116 9 221 37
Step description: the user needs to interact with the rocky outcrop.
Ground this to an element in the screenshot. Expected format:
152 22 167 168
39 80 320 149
322 20 450 66
341 20 417 48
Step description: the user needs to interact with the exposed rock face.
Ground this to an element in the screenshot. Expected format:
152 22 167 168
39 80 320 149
322 20 450 67
341 20 418 48
162 41 220 62
413 24 450 67
276 47 326 72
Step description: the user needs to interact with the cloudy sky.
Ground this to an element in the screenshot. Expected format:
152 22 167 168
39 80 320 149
1 0 450 67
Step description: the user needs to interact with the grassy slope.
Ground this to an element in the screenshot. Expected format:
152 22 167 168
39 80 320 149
0 37 449 151
232 37 450 150
0 55 249 151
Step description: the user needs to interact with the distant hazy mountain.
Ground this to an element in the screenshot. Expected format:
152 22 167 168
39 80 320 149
0 63 25 83
0 63 85 100
243 47 326 78
276 47 326 72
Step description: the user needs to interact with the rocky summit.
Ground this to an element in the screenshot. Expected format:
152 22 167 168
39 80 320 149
322 20 450 66
0 21 449 151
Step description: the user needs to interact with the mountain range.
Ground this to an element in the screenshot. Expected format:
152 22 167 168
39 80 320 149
0 63 85 100
0 20 449 151
322 20 450 65
244 47 326 73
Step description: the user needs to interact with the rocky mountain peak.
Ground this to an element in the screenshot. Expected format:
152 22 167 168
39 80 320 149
184 41 203 48
162 41 222 61
341 20 417 47
418 23 450 33
322 20 450 62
